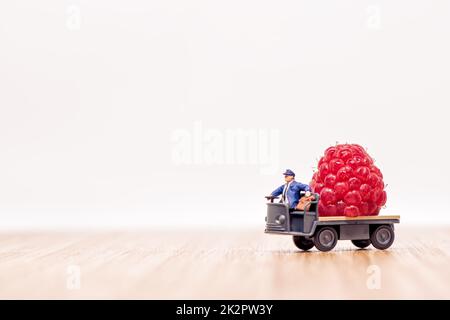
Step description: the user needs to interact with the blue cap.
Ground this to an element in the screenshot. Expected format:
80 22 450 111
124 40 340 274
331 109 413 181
283 169 295 176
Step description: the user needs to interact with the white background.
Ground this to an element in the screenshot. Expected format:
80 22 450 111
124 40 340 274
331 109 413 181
1 0 449 228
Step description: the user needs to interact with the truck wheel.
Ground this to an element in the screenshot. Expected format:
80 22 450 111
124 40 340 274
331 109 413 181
351 239 371 249
313 227 338 252
370 225 394 250
293 236 314 251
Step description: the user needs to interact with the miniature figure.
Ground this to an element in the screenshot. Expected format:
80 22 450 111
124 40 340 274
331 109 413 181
270 169 311 211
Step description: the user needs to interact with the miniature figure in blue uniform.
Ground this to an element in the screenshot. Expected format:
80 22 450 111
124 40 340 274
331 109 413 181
271 169 311 209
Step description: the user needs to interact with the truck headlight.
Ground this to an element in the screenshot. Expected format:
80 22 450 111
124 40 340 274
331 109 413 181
275 214 286 224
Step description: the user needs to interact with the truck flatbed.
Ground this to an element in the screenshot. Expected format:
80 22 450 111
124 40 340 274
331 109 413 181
318 215 400 222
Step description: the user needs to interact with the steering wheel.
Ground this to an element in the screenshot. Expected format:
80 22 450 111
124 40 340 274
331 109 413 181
265 195 279 203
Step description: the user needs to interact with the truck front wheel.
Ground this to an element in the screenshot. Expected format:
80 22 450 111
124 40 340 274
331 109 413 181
293 236 314 251
314 227 338 252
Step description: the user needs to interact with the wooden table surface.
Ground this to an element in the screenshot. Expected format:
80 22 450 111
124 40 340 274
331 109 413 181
0 226 449 299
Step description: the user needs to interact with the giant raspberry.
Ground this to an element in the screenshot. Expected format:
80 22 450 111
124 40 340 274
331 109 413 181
310 144 387 217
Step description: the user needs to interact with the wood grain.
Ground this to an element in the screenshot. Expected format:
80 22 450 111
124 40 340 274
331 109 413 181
0 226 449 299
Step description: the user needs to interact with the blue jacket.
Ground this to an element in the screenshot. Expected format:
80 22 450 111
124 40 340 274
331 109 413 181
271 181 311 209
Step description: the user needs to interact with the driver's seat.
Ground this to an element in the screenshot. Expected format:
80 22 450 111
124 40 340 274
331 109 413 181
308 201 317 213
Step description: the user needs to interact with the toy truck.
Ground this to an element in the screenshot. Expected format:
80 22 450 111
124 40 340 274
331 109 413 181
264 193 400 252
